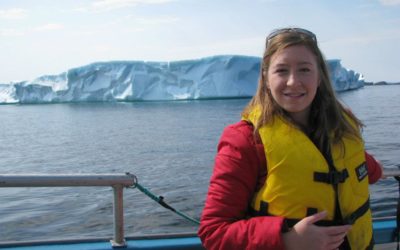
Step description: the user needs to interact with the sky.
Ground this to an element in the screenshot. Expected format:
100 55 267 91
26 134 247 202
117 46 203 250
0 0 399 83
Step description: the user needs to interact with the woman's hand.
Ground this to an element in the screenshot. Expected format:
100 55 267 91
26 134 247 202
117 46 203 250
282 211 351 250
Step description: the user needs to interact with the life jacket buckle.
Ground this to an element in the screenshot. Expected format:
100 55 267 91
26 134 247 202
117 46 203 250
314 169 349 185
328 169 349 185
342 214 356 225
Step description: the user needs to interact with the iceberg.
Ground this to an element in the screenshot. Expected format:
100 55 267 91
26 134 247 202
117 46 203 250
327 59 365 91
0 55 364 104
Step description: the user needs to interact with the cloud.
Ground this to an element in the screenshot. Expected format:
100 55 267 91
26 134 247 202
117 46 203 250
325 28 400 48
0 8 28 19
0 23 64 37
34 23 64 32
379 0 400 6
129 16 179 25
0 28 24 37
78 0 175 12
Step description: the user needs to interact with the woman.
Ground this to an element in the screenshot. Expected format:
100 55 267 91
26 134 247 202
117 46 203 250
198 28 382 250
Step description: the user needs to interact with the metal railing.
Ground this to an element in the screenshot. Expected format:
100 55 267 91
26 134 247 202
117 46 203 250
0 173 136 248
0 169 399 247
384 169 400 178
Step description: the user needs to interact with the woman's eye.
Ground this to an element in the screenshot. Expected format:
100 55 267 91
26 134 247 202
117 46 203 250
275 68 288 73
300 68 311 72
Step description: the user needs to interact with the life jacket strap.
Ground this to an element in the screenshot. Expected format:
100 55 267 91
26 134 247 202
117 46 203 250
250 198 370 226
342 197 370 225
314 169 349 185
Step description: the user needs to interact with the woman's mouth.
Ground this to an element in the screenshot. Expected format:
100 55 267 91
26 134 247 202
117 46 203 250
284 92 305 98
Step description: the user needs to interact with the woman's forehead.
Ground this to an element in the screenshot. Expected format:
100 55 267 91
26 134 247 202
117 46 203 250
270 45 317 64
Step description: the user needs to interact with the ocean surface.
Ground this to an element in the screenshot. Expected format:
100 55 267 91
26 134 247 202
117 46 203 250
0 85 399 241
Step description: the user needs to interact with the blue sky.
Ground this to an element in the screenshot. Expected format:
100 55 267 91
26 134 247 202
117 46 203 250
1 0 399 83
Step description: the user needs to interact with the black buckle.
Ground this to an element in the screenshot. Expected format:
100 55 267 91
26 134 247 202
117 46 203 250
328 170 349 185
314 169 349 185
342 213 357 225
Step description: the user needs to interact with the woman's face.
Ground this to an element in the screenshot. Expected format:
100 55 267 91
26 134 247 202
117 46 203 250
266 45 319 125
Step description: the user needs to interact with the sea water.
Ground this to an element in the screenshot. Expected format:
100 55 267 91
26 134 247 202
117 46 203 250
0 85 399 241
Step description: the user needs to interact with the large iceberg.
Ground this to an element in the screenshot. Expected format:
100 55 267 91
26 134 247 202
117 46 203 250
326 59 365 91
0 55 364 104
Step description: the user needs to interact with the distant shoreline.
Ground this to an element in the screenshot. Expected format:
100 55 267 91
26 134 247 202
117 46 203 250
364 81 400 86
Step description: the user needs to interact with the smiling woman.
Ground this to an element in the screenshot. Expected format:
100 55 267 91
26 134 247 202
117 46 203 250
198 27 383 250
265 45 319 127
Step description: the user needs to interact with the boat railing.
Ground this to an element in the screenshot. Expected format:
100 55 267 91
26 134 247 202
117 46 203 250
0 173 136 248
1 169 400 248
384 169 400 178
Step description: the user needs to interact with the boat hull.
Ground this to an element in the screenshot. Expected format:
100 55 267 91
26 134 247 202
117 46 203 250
0 218 397 250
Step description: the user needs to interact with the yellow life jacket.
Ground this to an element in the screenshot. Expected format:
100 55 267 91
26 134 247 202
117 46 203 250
244 113 373 250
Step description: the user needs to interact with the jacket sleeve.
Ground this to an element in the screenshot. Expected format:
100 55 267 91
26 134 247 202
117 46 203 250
365 151 383 184
198 121 286 250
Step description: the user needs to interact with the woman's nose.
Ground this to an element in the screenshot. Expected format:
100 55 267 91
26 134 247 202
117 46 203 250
286 72 301 86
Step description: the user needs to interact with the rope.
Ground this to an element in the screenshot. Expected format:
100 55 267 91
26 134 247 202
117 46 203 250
128 176 200 225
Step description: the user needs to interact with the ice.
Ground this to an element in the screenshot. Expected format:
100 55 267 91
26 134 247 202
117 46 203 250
0 55 364 104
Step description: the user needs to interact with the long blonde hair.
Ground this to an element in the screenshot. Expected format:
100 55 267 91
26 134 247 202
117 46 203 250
242 28 363 151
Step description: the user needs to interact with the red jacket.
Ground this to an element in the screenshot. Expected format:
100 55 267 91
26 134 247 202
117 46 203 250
198 121 382 250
